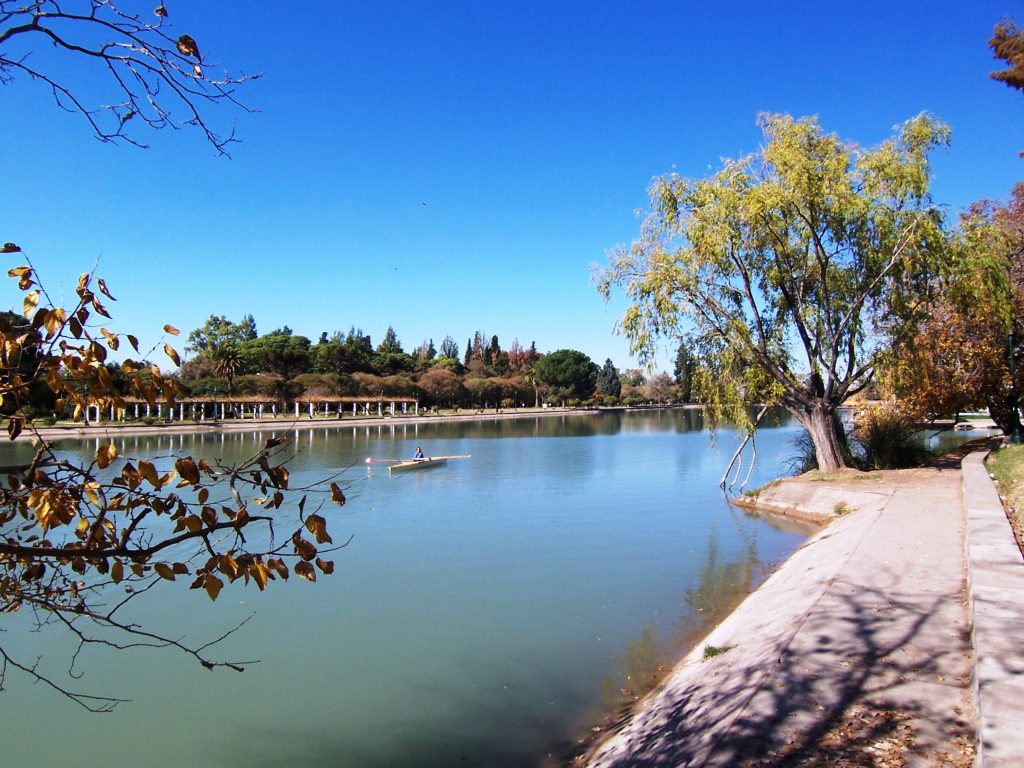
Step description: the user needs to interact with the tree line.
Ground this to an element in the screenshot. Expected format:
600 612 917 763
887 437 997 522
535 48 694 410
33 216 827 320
175 317 697 410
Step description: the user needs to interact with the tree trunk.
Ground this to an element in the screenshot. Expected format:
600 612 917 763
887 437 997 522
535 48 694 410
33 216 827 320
794 402 848 472
986 392 1022 436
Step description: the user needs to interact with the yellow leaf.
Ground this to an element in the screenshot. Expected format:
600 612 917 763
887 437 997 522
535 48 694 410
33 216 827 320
22 290 39 319
163 324 180 336
250 562 269 590
304 514 333 544
163 343 181 366
154 562 175 581
96 443 117 469
138 460 159 487
204 573 223 601
218 554 239 579
184 515 202 533
111 560 124 584
83 482 100 506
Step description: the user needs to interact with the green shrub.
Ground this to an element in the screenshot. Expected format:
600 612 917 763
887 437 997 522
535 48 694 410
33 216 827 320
853 407 932 470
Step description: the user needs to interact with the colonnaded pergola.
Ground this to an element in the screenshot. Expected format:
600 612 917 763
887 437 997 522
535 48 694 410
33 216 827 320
79 395 420 424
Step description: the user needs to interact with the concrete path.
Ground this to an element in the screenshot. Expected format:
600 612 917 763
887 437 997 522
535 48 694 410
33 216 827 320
585 459 1013 767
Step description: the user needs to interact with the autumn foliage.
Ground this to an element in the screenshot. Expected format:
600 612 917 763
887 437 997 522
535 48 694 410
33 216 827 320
1 253 346 709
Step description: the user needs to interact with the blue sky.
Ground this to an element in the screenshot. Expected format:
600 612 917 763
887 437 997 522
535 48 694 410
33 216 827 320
3 1 1022 372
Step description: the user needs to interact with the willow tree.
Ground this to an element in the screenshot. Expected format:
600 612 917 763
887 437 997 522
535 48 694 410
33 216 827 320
599 113 951 471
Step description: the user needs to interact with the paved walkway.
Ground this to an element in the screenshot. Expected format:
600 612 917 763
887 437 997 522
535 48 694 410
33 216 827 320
585 453 1023 767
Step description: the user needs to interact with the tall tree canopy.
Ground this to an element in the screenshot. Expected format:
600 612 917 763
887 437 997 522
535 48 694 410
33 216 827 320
186 314 257 355
595 359 622 398
990 18 1024 92
533 349 598 403
881 182 1024 435
599 113 951 470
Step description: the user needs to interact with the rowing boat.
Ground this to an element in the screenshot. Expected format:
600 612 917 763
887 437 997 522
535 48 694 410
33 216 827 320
388 457 448 474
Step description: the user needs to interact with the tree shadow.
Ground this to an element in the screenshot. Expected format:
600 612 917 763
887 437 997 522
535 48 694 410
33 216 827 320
590 567 973 767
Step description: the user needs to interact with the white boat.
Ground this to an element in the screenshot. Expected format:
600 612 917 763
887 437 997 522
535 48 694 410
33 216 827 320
388 457 448 474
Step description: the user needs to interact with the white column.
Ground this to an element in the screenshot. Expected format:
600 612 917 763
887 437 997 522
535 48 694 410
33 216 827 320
294 402 299 418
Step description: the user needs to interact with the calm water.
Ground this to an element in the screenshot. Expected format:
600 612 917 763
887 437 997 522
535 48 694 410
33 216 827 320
2 410 818 766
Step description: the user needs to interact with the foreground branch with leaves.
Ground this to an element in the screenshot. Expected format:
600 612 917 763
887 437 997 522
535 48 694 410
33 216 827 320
1 249 348 710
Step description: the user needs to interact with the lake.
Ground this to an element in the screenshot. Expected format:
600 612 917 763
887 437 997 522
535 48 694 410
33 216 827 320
1 409 817 767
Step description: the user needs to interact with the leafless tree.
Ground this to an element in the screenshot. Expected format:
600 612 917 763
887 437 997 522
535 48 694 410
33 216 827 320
0 1 258 155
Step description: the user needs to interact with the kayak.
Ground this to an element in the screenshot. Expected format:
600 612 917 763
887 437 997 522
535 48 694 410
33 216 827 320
388 457 448 474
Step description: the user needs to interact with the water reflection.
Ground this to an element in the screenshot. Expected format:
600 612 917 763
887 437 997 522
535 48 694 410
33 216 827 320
0 411 813 768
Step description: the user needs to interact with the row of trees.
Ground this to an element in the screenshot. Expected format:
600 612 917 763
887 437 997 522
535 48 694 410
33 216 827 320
175 317 698 409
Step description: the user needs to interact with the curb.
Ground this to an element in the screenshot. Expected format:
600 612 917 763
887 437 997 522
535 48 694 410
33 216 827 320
961 451 1024 768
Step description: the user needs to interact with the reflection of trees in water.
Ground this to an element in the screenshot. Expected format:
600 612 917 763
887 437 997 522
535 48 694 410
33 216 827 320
683 520 760 632
594 512 766 741
600 623 665 708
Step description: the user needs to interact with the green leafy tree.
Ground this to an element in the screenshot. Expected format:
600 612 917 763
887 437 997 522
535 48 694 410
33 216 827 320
674 342 697 403
376 326 403 355
533 349 599 404
438 336 459 360
210 343 245 397
599 113 951 471
595 359 622 398
415 339 437 364
240 328 311 380
186 314 257 355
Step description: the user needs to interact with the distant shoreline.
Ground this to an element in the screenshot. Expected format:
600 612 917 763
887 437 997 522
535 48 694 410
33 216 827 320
13 406 637 443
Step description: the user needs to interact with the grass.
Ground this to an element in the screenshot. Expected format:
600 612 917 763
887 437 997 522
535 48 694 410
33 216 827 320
833 501 852 516
703 644 735 659
986 443 1024 555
